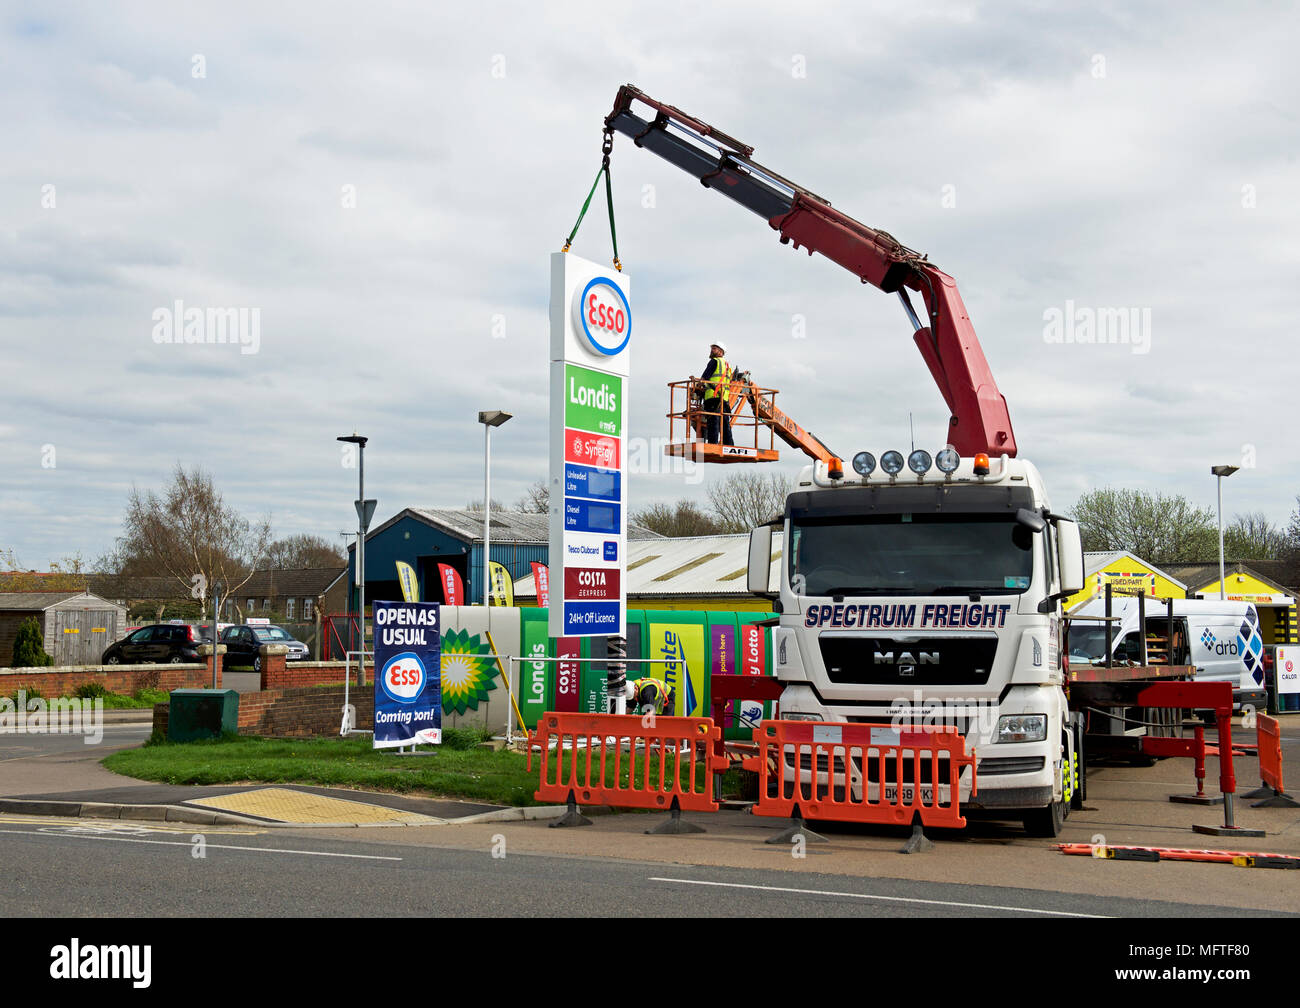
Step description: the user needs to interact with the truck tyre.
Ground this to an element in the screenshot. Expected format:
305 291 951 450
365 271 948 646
1023 799 1065 838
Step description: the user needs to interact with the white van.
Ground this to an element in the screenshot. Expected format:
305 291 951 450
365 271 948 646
1067 597 1267 709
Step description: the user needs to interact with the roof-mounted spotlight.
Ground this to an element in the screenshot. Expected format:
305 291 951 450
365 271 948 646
935 447 961 474
852 452 876 477
908 449 932 476
881 450 904 477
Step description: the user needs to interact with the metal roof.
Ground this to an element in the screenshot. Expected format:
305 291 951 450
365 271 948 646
404 508 664 544
515 532 785 597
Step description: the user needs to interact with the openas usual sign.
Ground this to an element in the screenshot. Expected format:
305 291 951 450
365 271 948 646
573 277 631 357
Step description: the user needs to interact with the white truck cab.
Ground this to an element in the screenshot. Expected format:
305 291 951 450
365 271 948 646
748 450 1085 837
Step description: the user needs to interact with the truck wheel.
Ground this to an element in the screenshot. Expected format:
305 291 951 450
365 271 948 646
1023 799 1065 838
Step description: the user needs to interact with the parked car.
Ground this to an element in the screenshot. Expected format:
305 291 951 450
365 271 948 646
220 624 309 672
190 622 235 643
102 624 202 665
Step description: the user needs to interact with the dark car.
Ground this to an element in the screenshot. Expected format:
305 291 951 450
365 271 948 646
220 624 309 672
102 623 202 665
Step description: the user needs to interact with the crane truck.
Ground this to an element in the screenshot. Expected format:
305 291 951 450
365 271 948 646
605 85 1087 835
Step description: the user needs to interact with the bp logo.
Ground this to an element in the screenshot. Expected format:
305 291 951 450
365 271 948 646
1238 610 1265 686
439 629 500 715
380 652 427 705
573 277 631 357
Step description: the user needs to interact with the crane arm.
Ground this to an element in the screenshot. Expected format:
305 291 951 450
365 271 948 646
606 84 1017 458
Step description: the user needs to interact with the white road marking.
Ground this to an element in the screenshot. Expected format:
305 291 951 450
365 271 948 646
649 876 1110 917
0 828 401 860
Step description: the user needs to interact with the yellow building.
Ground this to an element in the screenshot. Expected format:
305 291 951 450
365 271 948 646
1064 552 1297 648
1063 551 1189 613
1164 563 1298 647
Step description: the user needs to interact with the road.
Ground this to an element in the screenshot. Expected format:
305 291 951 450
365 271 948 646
0 815 1282 918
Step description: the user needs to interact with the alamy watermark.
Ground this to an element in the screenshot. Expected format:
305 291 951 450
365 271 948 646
1043 299 1151 355
1 691 103 745
151 300 261 355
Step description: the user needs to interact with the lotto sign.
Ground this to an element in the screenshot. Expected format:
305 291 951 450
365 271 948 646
372 600 441 748
1279 646 1299 697
550 251 629 638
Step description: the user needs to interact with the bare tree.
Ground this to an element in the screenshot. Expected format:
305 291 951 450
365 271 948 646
705 471 792 533
631 501 724 537
515 480 550 514
103 464 272 606
263 534 346 569
1223 512 1286 561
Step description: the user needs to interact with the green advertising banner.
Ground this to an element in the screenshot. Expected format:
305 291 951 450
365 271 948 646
518 609 555 729
563 363 623 437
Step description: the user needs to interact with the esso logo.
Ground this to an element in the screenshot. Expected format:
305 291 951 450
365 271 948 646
573 277 631 357
381 652 426 704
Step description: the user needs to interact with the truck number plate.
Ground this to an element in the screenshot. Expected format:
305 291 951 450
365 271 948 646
883 786 933 804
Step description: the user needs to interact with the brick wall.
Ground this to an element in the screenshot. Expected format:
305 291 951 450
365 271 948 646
0 663 208 697
262 661 348 690
151 686 373 739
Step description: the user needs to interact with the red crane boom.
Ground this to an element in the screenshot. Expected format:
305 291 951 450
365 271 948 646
605 84 1017 458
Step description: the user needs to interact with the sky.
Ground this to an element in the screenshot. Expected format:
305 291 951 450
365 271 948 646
2 1 1297 569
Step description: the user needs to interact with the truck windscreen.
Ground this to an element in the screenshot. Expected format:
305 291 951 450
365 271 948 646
788 513 1035 597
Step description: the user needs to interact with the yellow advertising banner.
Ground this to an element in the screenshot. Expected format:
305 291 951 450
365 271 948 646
395 562 419 603
489 562 514 607
648 621 706 716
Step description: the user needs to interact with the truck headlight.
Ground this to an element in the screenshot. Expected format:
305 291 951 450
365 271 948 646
995 715 1047 743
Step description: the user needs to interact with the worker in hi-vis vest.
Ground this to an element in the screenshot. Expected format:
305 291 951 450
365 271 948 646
700 341 734 446
626 677 677 717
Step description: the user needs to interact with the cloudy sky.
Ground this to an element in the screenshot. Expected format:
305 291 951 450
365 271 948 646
2 1 1297 568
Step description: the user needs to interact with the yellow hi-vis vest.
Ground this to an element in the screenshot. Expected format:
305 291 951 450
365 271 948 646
703 358 732 403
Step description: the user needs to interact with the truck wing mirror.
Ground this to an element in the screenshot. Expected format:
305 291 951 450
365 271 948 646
748 525 774 597
1056 519 1084 595
1016 508 1045 532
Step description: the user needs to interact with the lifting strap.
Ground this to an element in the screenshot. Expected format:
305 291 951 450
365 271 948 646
563 127 622 271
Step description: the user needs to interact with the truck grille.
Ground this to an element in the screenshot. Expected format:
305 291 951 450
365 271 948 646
819 635 997 686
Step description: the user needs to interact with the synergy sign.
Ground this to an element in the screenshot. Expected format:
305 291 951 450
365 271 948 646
550 252 629 638
372 600 441 748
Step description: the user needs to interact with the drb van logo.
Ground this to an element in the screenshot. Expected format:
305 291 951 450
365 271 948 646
573 277 631 357
1200 629 1238 656
381 652 427 703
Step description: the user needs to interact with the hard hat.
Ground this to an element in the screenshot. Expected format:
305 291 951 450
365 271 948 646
712 341 727 355
625 682 636 700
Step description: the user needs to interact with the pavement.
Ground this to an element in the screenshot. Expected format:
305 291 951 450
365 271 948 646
2 708 1298 868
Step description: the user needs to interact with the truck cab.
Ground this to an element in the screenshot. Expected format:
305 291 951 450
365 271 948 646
747 450 1085 836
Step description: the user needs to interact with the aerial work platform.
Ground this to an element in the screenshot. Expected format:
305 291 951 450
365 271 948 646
663 373 835 465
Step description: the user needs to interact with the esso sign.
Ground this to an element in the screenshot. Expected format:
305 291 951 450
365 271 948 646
573 277 631 357
381 652 426 703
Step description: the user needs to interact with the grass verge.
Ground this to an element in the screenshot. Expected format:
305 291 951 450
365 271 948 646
103 732 542 806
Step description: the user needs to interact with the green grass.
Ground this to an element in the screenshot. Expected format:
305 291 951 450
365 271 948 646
103 734 543 806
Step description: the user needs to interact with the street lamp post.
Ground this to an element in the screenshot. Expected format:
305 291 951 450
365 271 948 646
1211 465 1239 601
338 434 376 684
478 411 513 607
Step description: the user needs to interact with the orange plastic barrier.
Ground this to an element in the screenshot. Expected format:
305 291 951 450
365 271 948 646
530 712 728 811
743 720 977 829
1058 843 1300 868
1258 716 1284 794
